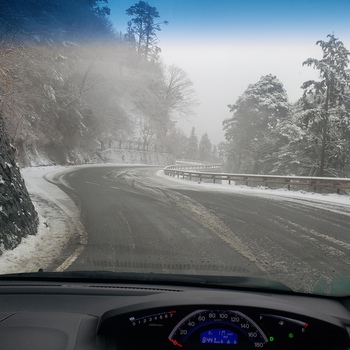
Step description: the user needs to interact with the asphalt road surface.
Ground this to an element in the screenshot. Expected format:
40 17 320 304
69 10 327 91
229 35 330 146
56 165 350 293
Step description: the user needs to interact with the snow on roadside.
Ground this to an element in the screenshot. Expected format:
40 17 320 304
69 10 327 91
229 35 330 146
0 165 82 274
157 170 350 211
1 163 349 275
0 163 153 274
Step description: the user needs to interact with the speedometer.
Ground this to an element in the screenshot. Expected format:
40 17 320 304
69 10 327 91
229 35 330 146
168 309 268 349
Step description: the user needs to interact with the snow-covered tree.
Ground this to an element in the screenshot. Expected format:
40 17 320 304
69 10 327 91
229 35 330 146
211 144 221 163
217 142 229 167
269 102 320 175
162 127 187 157
198 133 212 162
301 34 350 176
183 127 198 160
223 74 290 174
163 65 197 118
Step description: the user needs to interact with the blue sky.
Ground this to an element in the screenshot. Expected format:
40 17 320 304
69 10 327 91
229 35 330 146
106 0 350 143
109 0 350 38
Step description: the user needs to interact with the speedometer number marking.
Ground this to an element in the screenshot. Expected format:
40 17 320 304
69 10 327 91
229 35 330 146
254 342 264 347
231 316 240 322
129 310 176 326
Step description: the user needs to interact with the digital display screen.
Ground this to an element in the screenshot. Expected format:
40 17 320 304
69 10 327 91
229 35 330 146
200 328 238 345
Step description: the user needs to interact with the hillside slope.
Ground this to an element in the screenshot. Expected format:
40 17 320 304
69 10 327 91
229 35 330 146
0 117 38 254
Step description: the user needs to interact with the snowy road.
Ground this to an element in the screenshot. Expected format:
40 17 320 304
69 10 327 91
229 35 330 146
52 165 350 294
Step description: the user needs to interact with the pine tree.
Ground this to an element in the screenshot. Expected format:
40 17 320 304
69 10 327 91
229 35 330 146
223 74 290 173
126 1 168 59
198 133 212 162
301 34 350 176
183 127 198 160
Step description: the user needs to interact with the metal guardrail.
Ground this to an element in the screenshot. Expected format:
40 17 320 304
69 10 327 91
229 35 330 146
164 165 350 193
167 164 223 171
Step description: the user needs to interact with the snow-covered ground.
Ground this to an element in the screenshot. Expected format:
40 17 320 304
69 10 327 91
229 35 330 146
0 164 349 275
157 170 350 211
0 165 81 274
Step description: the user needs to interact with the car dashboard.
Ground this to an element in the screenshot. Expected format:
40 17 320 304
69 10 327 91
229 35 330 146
0 280 349 350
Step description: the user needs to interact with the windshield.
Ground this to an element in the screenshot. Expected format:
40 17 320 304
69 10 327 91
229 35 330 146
1 0 350 297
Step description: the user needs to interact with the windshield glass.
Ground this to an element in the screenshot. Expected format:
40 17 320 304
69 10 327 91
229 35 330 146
1 0 350 297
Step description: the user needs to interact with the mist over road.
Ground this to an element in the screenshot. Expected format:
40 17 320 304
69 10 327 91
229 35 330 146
58 166 350 293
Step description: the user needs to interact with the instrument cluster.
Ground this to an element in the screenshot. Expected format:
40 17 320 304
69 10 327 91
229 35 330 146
98 304 349 349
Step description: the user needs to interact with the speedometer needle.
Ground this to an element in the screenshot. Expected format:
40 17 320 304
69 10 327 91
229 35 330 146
169 338 183 347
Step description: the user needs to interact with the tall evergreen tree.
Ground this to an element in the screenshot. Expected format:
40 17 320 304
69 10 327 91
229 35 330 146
198 133 212 162
183 127 198 160
301 34 350 176
126 1 168 59
223 74 290 173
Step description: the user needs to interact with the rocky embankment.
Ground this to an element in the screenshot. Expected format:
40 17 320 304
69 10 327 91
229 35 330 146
0 117 38 255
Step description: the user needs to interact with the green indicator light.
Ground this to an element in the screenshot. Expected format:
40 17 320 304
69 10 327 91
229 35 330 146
269 337 274 342
289 333 294 339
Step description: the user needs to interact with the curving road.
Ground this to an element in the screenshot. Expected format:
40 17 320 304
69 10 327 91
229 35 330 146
54 165 350 293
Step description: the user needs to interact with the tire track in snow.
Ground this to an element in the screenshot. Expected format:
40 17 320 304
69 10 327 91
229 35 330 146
117 172 334 292
109 172 267 273
281 219 350 268
139 186 269 273
74 167 350 293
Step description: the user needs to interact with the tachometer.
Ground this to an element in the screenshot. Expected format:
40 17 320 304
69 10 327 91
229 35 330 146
168 309 268 349
129 310 177 326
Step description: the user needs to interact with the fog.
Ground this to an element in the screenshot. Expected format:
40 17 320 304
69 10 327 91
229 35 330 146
160 42 321 144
